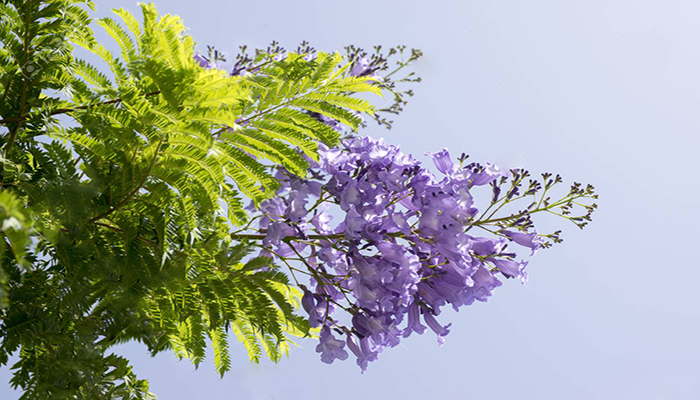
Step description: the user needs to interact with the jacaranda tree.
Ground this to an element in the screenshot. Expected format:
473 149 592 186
0 1 597 398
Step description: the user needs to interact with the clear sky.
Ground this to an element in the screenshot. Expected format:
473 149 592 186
2 0 700 399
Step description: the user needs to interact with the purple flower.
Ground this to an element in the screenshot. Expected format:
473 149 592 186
403 300 427 337
350 57 370 76
502 230 542 255
301 286 332 328
462 265 503 304
316 326 349 364
193 54 217 70
489 257 528 281
350 56 383 82
311 210 333 234
344 208 366 237
469 236 507 256
426 148 455 175
381 210 412 233
194 54 209 68
455 163 504 187
340 181 361 211
346 334 380 372
422 309 451 346
301 286 316 315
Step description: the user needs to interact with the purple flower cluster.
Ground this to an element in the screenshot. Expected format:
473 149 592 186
253 137 543 371
194 46 594 370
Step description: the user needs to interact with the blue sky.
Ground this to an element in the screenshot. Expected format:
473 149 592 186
2 0 700 399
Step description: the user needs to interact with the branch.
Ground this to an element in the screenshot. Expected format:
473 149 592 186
0 91 161 125
230 233 345 241
88 138 163 223
4 6 32 153
94 222 188 258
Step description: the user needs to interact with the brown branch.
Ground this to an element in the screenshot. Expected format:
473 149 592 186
245 59 274 74
1 79 11 104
